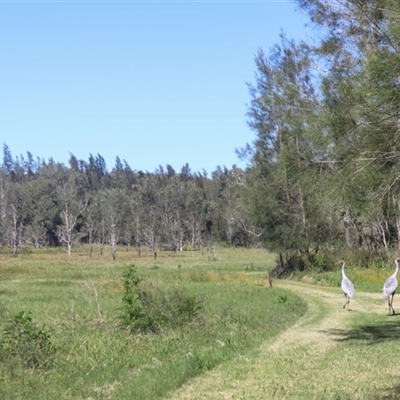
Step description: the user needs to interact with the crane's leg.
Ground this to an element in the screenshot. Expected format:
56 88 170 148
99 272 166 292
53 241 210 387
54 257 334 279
387 294 395 315
343 294 349 310
391 293 396 315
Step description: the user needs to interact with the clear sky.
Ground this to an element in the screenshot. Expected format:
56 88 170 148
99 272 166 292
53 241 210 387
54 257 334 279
1 1 310 174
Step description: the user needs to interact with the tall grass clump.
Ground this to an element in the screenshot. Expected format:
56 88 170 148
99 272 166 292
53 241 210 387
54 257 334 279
0 310 54 369
118 264 204 333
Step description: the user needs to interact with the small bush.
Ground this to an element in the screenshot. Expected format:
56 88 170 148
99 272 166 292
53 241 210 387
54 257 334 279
118 264 147 333
139 285 204 332
1 311 54 369
119 264 204 334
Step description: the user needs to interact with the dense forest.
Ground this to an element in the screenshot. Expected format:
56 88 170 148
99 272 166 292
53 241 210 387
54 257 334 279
0 144 254 257
3 0 400 265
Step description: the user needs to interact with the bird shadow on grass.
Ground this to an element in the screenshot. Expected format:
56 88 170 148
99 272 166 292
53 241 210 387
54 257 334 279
322 319 400 346
322 319 400 399
371 381 400 400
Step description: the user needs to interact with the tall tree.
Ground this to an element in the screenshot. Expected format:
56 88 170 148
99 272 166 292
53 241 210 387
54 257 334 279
245 34 328 254
99 188 132 260
298 0 400 252
57 171 89 255
23 176 59 248
4 181 26 256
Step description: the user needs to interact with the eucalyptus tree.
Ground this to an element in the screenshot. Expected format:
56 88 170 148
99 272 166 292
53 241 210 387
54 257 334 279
83 192 104 257
225 168 257 246
0 146 32 255
133 173 161 253
217 166 254 246
23 175 59 248
185 179 207 250
120 194 135 251
0 145 13 247
4 180 27 256
159 171 189 251
203 168 224 244
57 170 89 255
0 167 8 248
99 188 132 260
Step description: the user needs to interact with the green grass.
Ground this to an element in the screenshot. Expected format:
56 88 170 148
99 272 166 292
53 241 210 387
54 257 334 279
0 246 307 399
164 279 400 400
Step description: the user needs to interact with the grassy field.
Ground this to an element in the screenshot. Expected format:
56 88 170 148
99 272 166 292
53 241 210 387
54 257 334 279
0 246 307 399
2 246 399 399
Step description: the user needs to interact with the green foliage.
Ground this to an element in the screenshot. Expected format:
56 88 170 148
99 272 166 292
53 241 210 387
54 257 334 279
0 311 54 369
271 249 339 277
311 251 336 272
140 285 204 332
118 264 147 332
277 294 288 304
119 264 204 334
241 0 400 260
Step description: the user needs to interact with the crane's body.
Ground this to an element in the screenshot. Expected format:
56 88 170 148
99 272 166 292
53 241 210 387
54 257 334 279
341 260 355 310
382 258 399 315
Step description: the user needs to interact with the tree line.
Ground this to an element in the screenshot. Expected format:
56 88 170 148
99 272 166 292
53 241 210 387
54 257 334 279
0 144 256 257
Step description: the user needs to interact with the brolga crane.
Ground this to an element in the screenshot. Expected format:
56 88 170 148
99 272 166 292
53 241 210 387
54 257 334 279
341 260 355 310
382 258 400 315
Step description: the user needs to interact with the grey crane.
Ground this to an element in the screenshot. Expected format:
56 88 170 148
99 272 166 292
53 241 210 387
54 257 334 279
341 260 355 310
382 258 400 315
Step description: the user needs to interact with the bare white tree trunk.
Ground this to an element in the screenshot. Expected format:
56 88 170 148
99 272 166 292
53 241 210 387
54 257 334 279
58 202 77 256
396 215 400 251
109 217 117 260
10 204 20 257
0 172 8 247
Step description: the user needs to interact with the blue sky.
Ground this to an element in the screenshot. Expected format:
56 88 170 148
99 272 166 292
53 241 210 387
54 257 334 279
1 1 310 174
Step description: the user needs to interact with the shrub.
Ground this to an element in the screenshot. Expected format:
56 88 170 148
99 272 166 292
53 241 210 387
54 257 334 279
1 311 54 369
118 264 148 333
119 264 204 334
140 285 204 331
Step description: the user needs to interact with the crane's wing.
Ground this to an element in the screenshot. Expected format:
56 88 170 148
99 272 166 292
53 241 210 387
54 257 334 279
383 276 398 299
341 278 355 298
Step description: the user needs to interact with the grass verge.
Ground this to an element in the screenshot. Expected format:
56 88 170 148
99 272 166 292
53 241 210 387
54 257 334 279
0 246 306 399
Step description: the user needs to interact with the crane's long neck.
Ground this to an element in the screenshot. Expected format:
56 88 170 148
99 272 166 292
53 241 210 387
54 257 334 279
395 260 399 276
341 263 346 278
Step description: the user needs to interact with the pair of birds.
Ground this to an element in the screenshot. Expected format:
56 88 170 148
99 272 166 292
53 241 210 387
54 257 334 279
341 258 400 314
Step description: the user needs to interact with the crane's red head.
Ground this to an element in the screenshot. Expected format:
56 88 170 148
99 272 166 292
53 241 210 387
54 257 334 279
340 259 345 264
396 257 400 262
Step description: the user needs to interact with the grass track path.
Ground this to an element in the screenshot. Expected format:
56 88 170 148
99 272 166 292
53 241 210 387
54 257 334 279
167 280 393 400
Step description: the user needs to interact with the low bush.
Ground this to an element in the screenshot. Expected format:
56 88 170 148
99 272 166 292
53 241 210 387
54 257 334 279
0 310 54 369
118 264 204 334
118 263 147 332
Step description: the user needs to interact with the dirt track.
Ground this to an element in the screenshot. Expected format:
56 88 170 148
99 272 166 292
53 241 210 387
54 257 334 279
167 280 389 400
